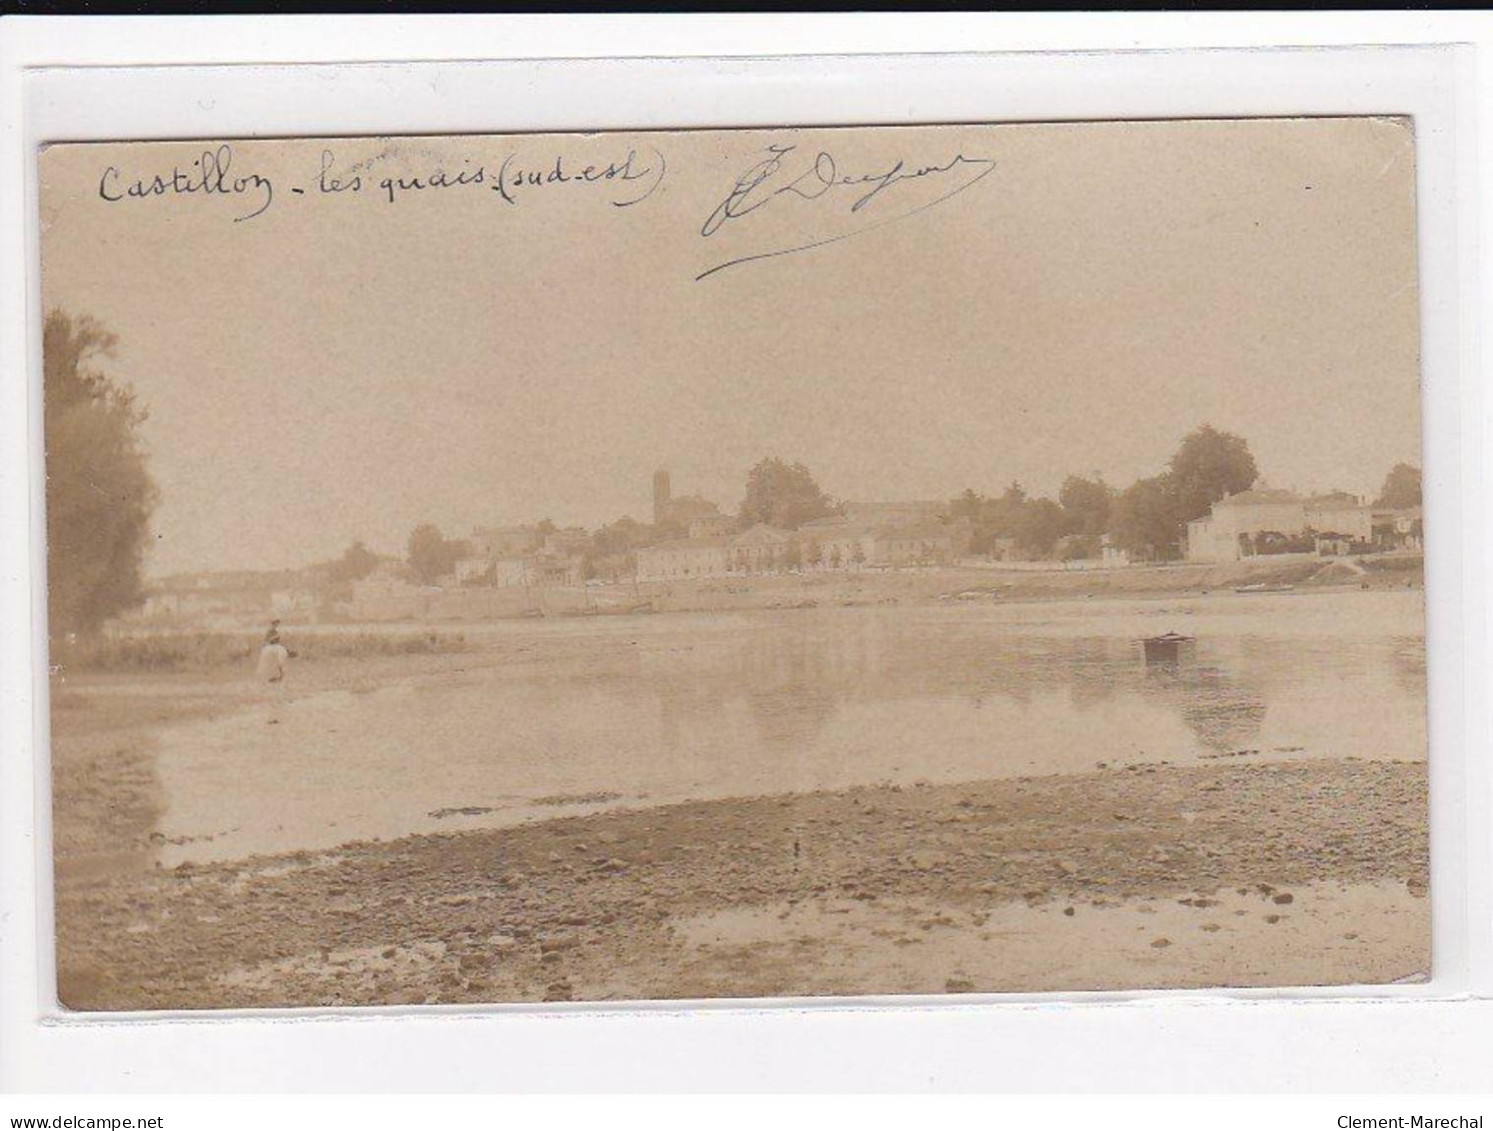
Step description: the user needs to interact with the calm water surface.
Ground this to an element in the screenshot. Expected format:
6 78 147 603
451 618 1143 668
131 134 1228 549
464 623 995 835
151 590 1427 864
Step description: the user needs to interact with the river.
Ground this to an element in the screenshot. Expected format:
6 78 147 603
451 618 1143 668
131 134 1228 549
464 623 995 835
150 588 1427 865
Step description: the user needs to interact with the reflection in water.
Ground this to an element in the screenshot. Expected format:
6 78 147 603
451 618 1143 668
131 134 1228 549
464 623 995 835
1148 661 1269 753
646 617 1276 756
634 599 1428 768
1391 636 1429 700
151 592 1429 864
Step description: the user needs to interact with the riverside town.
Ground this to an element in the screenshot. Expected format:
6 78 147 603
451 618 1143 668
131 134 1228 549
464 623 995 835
39 121 1430 1009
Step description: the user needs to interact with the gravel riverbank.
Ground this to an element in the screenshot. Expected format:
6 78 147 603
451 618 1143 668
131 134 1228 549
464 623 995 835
55 756 1428 1010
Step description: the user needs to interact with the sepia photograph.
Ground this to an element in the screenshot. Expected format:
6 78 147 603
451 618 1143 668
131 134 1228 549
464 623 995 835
39 117 1429 1011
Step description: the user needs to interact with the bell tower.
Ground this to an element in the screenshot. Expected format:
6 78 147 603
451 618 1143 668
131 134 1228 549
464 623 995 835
652 469 671 525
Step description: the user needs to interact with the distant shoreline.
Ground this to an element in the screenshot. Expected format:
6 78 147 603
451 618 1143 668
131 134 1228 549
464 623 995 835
113 553 1424 641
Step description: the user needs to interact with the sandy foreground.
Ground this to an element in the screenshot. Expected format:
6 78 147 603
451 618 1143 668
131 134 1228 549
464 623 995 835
51 651 1429 1010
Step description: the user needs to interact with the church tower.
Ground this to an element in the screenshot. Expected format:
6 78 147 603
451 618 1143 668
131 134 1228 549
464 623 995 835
652 469 671 525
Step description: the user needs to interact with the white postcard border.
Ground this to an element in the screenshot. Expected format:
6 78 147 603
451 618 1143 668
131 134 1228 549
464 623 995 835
1 17 1488 1093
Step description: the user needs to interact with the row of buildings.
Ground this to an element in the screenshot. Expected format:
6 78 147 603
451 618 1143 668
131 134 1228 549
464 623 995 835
365 482 1423 600
129 474 1424 628
136 568 321 627
636 502 964 581
432 473 971 588
452 523 589 588
1184 488 1422 563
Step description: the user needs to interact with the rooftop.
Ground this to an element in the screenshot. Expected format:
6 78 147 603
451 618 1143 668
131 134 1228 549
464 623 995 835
873 521 952 540
639 536 731 552
1215 489 1303 507
1304 493 1372 509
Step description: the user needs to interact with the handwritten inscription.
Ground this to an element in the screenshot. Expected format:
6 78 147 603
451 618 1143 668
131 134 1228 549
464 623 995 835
96 142 666 221
493 149 665 208
98 144 273 223
697 143 997 280
88 137 994 281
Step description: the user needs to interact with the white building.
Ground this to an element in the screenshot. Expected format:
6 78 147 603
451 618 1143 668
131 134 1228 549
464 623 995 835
729 523 794 572
635 536 732 581
1185 490 1304 562
1186 489 1377 562
1303 493 1375 541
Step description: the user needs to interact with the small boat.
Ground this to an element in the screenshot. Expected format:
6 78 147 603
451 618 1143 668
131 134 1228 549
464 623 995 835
1142 631 1195 664
1234 582 1295 594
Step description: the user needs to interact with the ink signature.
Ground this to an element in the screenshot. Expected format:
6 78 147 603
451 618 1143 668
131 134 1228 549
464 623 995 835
697 144 997 280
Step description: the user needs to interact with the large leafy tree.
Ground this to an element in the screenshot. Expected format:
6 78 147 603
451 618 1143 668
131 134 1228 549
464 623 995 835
1013 497 1067 558
949 487 984 525
1168 424 1259 523
1375 463 1422 509
1058 474 1114 537
44 311 158 638
325 540 380 584
1109 473 1182 560
318 540 382 603
739 458 837 530
406 524 469 584
983 481 1029 539
583 516 654 579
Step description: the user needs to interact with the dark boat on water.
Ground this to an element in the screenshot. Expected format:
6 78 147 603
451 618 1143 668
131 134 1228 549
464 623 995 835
1142 631 1195 664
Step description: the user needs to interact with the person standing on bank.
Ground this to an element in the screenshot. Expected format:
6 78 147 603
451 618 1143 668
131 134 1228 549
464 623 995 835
256 618 290 683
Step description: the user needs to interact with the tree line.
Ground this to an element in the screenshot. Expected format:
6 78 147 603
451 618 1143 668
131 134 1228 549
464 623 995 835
355 436 1426 585
393 459 845 584
43 308 1427 637
948 426 1421 562
948 425 1262 562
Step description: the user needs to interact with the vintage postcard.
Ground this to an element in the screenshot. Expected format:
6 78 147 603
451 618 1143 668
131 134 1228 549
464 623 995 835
39 119 1428 1010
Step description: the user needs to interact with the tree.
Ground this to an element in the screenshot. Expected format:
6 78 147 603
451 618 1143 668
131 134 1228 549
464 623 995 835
587 516 645 562
406 523 466 584
44 311 158 638
1013 497 1067 559
982 481 1029 540
950 487 984 525
1058 474 1114 537
1110 473 1182 560
739 458 837 530
950 481 1074 559
314 540 382 605
1375 463 1422 509
325 540 380 584
1060 534 1101 561
1168 424 1259 524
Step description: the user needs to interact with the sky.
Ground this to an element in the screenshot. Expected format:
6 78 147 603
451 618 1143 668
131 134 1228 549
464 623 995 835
39 118 1421 576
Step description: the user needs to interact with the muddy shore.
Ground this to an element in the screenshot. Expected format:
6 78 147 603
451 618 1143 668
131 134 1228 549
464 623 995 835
55 753 1428 1010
